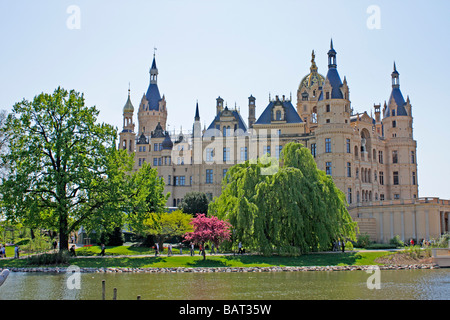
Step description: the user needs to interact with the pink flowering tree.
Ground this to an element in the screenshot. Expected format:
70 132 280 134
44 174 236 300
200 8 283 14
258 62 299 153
184 214 232 260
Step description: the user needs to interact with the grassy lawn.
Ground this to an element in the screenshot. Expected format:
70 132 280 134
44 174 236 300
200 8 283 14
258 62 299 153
0 248 393 269
69 251 391 269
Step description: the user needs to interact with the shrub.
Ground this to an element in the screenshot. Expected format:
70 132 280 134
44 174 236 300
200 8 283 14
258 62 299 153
345 241 354 251
26 251 70 266
356 233 371 248
365 243 397 250
389 235 405 248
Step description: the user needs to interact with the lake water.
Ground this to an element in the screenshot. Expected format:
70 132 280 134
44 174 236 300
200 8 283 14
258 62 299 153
0 269 449 300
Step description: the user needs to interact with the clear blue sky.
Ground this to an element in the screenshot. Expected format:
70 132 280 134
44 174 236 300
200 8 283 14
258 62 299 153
1 0 449 199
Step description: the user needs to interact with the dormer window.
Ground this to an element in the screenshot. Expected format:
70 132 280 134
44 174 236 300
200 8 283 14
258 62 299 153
276 110 282 121
392 109 396 116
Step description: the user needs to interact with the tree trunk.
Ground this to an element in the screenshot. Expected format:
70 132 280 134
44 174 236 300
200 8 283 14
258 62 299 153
59 215 69 253
202 241 206 260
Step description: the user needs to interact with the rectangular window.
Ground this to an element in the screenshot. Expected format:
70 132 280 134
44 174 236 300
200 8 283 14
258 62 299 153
154 143 159 152
346 139 351 153
158 158 162 166
263 145 271 156
347 162 352 177
174 176 185 186
379 171 384 185
378 151 383 164
223 147 230 162
325 138 331 153
392 120 397 128
392 150 398 164
139 146 142 152
240 147 248 161
159 143 162 151
380 194 385 201
206 169 213 184
275 145 283 160
412 172 416 185
411 151 415 164
393 171 399 185
311 143 316 158
138 158 142 166
347 188 352 204
223 169 228 178
190 176 192 185
326 104 331 112
394 194 400 200
326 162 332 176
153 158 158 166
168 175 171 185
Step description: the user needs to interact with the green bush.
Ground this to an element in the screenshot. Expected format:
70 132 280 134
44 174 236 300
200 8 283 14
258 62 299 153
437 233 450 248
365 243 397 250
345 241 354 251
356 233 371 248
389 235 405 247
26 251 70 266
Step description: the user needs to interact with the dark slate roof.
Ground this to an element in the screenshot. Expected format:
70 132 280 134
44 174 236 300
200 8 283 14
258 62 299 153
384 87 408 117
254 100 302 125
318 68 344 101
204 108 248 137
151 56 157 69
145 83 161 111
162 133 173 150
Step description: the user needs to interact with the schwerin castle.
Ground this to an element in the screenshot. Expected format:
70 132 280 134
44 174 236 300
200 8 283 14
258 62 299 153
118 40 450 243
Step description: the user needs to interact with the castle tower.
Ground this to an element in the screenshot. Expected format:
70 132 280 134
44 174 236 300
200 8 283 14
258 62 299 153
119 86 136 153
382 63 418 200
296 50 325 130
138 53 168 136
314 40 353 195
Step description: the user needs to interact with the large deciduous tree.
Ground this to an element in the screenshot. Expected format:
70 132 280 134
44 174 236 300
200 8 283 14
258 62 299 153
0 87 133 252
179 191 209 215
209 142 356 256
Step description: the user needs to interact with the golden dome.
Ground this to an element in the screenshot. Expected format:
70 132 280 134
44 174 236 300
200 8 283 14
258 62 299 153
299 50 325 90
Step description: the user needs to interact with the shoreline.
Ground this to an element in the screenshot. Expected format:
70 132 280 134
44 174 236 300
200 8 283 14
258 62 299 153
1 263 440 274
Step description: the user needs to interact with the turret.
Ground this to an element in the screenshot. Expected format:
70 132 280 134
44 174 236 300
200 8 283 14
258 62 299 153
248 95 256 128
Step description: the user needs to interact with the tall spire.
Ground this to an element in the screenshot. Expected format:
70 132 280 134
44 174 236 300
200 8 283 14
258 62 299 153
328 38 337 69
150 53 158 84
195 100 200 121
391 61 400 88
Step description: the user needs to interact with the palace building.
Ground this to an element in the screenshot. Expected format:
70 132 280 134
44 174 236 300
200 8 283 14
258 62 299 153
119 41 450 243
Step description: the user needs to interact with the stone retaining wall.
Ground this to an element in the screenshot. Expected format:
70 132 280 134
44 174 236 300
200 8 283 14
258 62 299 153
1 264 439 274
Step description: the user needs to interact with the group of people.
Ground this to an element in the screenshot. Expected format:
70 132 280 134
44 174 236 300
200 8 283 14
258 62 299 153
152 242 222 257
0 244 21 259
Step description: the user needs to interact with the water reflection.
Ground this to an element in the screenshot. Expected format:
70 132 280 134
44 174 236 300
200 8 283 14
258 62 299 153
0 269 448 300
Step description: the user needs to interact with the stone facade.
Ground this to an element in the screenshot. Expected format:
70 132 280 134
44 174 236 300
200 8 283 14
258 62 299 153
118 41 450 243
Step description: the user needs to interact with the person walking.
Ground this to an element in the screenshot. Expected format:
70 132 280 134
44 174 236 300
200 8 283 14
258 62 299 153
179 242 183 255
168 244 172 256
238 242 243 254
2 244 6 258
155 243 159 257
190 243 194 256
100 243 106 256
14 244 20 259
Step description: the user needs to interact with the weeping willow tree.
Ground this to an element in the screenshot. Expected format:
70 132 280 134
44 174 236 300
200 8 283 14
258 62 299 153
209 142 356 256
